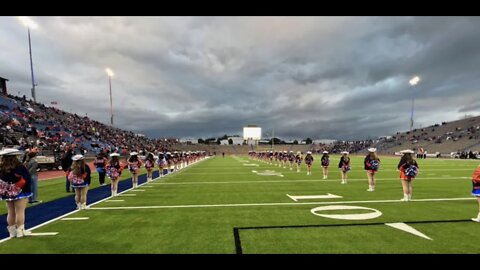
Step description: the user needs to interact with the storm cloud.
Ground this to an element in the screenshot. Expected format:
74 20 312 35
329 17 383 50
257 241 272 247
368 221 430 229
1 16 479 140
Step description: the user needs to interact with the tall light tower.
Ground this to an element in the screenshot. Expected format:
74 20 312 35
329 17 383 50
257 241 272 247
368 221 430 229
409 76 421 142
18 16 38 103
105 68 114 126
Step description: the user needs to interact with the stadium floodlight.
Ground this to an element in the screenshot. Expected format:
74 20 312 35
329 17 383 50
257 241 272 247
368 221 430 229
409 76 420 86
106 68 114 125
409 76 421 141
17 16 38 102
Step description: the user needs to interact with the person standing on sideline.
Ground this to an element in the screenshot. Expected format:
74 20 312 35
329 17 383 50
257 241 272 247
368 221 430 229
128 152 142 188
94 152 108 186
68 154 91 210
25 150 41 204
304 151 314 175
397 150 419 201
0 148 32 238
321 151 330 179
338 151 351 184
106 153 123 197
470 165 480 222
144 153 155 182
61 145 74 192
364 148 380 191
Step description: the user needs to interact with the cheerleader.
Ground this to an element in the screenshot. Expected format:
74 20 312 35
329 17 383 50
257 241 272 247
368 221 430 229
321 151 330 179
288 151 295 170
157 153 166 177
106 153 123 197
93 152 108 186
397 149 419 201
282 150 288 168
471 165 480 222
338 151 351 184
304 151 314 175
295 151 302 172
0 148 32 238
144 153 155 182
364 148 380 191
128 152 142 188
68 154 91 210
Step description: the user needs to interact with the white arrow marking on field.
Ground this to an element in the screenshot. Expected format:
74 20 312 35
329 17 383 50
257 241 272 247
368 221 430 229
385 222 432 240
287 193 343 202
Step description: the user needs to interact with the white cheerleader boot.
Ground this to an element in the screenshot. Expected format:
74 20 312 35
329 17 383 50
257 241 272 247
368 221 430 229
472 213 480 222
16 224 26 238
7 225 16 238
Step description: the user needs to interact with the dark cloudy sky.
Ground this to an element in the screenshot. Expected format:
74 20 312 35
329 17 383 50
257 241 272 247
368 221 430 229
2 16 480 140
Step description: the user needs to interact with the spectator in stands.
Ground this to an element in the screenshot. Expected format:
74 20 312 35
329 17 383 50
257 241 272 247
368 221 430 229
321 151 330 180
471 165 480 222
397 150 419 201
0 148 32 238
107 153 123 197
338 151 351 184
94 152 108 186
61 146 74 192
364 148 380 192
67 154 91 209
25 150 41 204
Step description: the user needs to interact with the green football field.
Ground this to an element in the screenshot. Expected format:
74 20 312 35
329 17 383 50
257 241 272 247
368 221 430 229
0 155 479 253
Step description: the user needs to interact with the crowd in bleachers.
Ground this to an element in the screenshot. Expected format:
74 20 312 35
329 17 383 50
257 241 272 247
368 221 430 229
0 93 181 156
310 140 374 154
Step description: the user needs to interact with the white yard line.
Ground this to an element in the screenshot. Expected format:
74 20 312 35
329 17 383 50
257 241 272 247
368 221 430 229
88 197 475 211
153 176 467 185
61 217 90 221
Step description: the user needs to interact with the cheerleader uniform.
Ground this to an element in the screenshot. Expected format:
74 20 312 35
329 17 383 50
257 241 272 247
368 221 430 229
0 166 32 201
338 156 351 173
67 165 91 188
364 155 380 173
106 161 123 181
397 159 419 181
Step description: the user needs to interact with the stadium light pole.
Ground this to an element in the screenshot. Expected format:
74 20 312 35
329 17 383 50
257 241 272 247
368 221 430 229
105 68 114 126
409 76 421 143
18 16 38 103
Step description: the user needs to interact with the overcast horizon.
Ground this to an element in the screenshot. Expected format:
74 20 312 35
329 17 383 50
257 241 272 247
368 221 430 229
2 16 480 140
